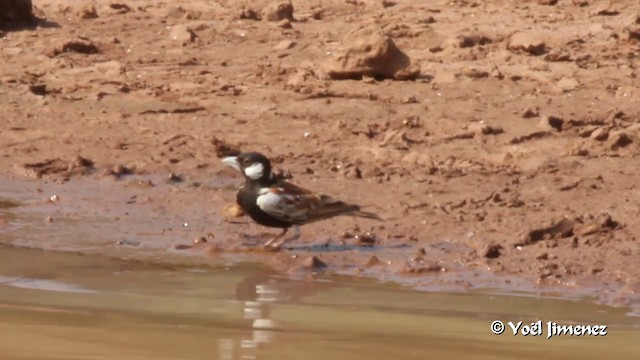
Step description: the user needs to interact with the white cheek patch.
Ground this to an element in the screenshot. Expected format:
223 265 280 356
244 163 264 180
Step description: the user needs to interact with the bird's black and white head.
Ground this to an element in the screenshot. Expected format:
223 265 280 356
222 152 275 183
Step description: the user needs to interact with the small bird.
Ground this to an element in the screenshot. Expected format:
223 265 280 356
222 152 381 249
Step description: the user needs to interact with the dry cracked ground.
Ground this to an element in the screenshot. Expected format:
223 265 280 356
1 0 640 311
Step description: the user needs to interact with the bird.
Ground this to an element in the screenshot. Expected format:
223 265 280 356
222 151 381 250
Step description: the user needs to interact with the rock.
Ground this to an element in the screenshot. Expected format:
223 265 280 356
595 213 619 229
538 115 564 131
170 25 197 45
105 164 132 177
484 243 503 258
605 131 633 150
470 123 504 136
557 77 579 92
589 127 609 141
444 33 492 49
544 49 572 62
274 40 296 50
80 6 99 19
28 84 48 96
460 67 490 79
211 135 241 158
381 0 397 8
507 31 548 55
323 24 420 80
238 7 261 20
223 203 244 218
18 156 94 179
276 19 292 29
627 25 640 42
522 107 539 118
286 69 315 92
517 218 575 246
355 231 377 245
0 0 35 28
302 255 327 270
538 0 558 4
49 38 100 56
109 3 133 14
364 255 382 267
590 2 619 16
263 0 294 22
536 252 549 260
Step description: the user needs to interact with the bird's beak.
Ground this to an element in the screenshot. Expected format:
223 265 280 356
222 156 241 172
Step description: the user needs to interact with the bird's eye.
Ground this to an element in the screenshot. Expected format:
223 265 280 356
242 158 252 166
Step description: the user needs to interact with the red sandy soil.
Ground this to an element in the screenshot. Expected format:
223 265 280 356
1 0 639 310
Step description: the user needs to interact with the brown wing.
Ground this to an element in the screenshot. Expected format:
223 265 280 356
256 180 366 224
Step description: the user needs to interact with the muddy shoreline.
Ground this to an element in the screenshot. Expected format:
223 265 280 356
0 173 637 315
1 0 639 313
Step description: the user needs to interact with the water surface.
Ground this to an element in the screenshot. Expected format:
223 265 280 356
0 245 638 360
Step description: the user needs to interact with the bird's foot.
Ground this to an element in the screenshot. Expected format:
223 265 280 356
263 243 283 252
263 225 301 251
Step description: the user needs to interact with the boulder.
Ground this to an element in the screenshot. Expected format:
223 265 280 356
323 24 420 80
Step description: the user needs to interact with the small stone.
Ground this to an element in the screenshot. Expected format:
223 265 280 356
507 31 548 55
557 77 579 92
303 255 327 269
605 132 633 150
522 107 539 118
274 40 296 50
590 2 619 16
110 3 132 14
402 95 418 104
484 243 503 258
355 231 376 245
108 164 132 177
277 19 292 29
238 7 261 20
364 255 382 267
29 84 48 96
536 252 549 260
538 115 564 131
579 223 600 236
381 0 397 8
224 203 244 218
168 173 183 182
590 128 609 141
471 123 504 136
170 25 197 45
80 6 99 19
263 0 294 22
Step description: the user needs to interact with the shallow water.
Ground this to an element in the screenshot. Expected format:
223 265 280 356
0 245 639 360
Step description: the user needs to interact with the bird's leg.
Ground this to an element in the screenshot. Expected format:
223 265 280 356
263 227 288 247
271 225 301 249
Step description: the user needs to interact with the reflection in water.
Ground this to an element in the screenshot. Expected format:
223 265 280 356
221 275 322 359
220 275 279 360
